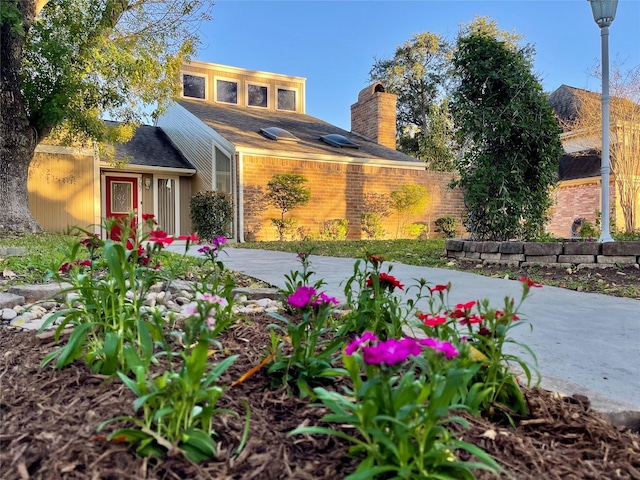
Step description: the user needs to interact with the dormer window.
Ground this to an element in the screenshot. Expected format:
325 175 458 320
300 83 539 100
277 87 297 111
260 127 299 142
216 78 238 104
247 83 268 108
320 134 359 149
182 73 206 100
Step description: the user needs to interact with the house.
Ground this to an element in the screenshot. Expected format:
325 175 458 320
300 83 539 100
546 84 640 237
29 61 465 241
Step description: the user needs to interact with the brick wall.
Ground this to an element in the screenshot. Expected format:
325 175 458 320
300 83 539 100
241 155 466 241
547 178 616 237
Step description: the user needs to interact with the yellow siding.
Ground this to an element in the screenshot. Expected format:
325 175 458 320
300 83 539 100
28 152 96 232
180 177 193 234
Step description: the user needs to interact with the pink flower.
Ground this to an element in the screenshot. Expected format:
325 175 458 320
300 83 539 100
205 317 215 330
345 331 379 355
312 292 339 307
287 286 317 309
455 301 477 310
418 338 459 359
362 338 422 365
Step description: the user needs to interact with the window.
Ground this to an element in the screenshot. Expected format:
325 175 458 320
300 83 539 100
182 74 206 100
247 83 268 108
277 87 297 111
320 134 360 149
216 78 238 104
110 181 133 213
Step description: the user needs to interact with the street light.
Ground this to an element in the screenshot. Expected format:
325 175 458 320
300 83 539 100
588 0 618 242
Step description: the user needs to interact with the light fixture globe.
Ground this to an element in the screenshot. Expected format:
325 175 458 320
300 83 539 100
588 0 619 27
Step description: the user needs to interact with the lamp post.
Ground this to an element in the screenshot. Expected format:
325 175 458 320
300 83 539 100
588 0 618 242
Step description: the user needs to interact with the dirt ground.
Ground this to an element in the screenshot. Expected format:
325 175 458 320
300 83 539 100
1 311 639 480
451 260 640 300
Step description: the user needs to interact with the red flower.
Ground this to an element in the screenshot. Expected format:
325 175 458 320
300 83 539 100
418 313 447 327
460 314 484 325
379 272 404 291
178 234 200 242
455 300 477 310
142 213 155 221
429 283 450 294
369 255 384 267
149 230 174 246
519 277 542 288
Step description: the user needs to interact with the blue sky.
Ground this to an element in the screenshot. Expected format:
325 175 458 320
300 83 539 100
194 0 640 131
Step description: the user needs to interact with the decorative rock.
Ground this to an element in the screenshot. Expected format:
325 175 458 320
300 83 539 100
174 296 191 305
7 282 72 303
0 292 26 309
1 308 18 321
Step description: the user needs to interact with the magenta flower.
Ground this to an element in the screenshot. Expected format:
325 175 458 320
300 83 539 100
287 286 317 309
418 338 459 359
363 338 422 365
312 292 339 307
345 331 379 355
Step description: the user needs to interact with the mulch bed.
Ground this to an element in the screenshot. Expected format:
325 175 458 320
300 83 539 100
1 313 639 480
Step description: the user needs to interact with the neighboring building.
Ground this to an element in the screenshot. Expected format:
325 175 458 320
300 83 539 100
546 84 632 237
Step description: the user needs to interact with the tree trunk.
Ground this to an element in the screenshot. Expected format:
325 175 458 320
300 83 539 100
0 0 43 233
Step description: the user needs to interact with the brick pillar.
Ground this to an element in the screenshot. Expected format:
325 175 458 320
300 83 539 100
350 82 397 149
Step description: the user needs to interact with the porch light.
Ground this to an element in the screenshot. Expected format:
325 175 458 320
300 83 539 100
588 0 618 242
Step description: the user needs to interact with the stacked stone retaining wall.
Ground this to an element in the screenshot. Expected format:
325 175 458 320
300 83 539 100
444 240 640 269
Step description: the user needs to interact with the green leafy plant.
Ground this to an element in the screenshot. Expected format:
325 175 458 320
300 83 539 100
266 173 311 241
435 216 457 238
190 190 234 241
267 284 345 398
291 334 501 479
360 193 392 240
40 213 174 375
390 184 429 239
318 218 349 241
413 278 541 417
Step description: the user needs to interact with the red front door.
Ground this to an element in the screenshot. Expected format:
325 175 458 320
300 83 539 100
105 176 138 240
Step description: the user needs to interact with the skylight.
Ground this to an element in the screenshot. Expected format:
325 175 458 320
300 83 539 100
259 127 299 142
320 134 360 149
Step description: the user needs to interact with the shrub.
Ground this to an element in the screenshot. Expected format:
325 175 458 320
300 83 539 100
406 222 429 239
390 184 429 238
435 216 457 238
361 193 392 239
190 191 233 241
318 218 348 241
266 174 311 241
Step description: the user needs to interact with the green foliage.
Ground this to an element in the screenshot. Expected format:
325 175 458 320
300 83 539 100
190 191 234 241
266 174 311 241
360 193 392 240
0 1 23 35
291 349 501 479
406 222 429 239
435 216 457 238
318 218 349 241
450 19 563 241
20 0 211 141
369 32 455 168
390 184 429 238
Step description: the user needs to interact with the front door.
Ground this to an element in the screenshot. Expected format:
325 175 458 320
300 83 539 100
105 176 139 239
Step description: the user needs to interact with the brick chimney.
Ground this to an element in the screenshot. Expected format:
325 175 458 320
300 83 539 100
350 82 397 149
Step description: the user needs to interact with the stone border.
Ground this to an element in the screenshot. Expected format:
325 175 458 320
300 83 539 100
444 239 640 269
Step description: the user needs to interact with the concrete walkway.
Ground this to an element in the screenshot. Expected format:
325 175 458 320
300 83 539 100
170 246 640 415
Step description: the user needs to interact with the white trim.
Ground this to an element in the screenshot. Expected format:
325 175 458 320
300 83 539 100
238 151 244 243
184 60 306 83
235 146 426 170
245 80 270 109
100 162 196 176
180 71 208 101
35 144 94 156
93 145 102 235
214 76 239 105
275 85 298 112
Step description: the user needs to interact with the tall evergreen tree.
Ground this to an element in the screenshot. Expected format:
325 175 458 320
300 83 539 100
450 19 563 241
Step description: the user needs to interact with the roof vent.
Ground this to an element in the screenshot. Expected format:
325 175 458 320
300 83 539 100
320 134 359 149
259 127 299 142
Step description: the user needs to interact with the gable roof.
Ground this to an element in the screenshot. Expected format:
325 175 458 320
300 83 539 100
548 84 596 131
559 151 601 181
106 121 195 171
176 99 423 166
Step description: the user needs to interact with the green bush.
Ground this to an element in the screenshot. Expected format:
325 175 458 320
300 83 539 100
406 222 429 239
190 191 233 241
360 212 385 240
435 216 457 238
319 219 349 241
